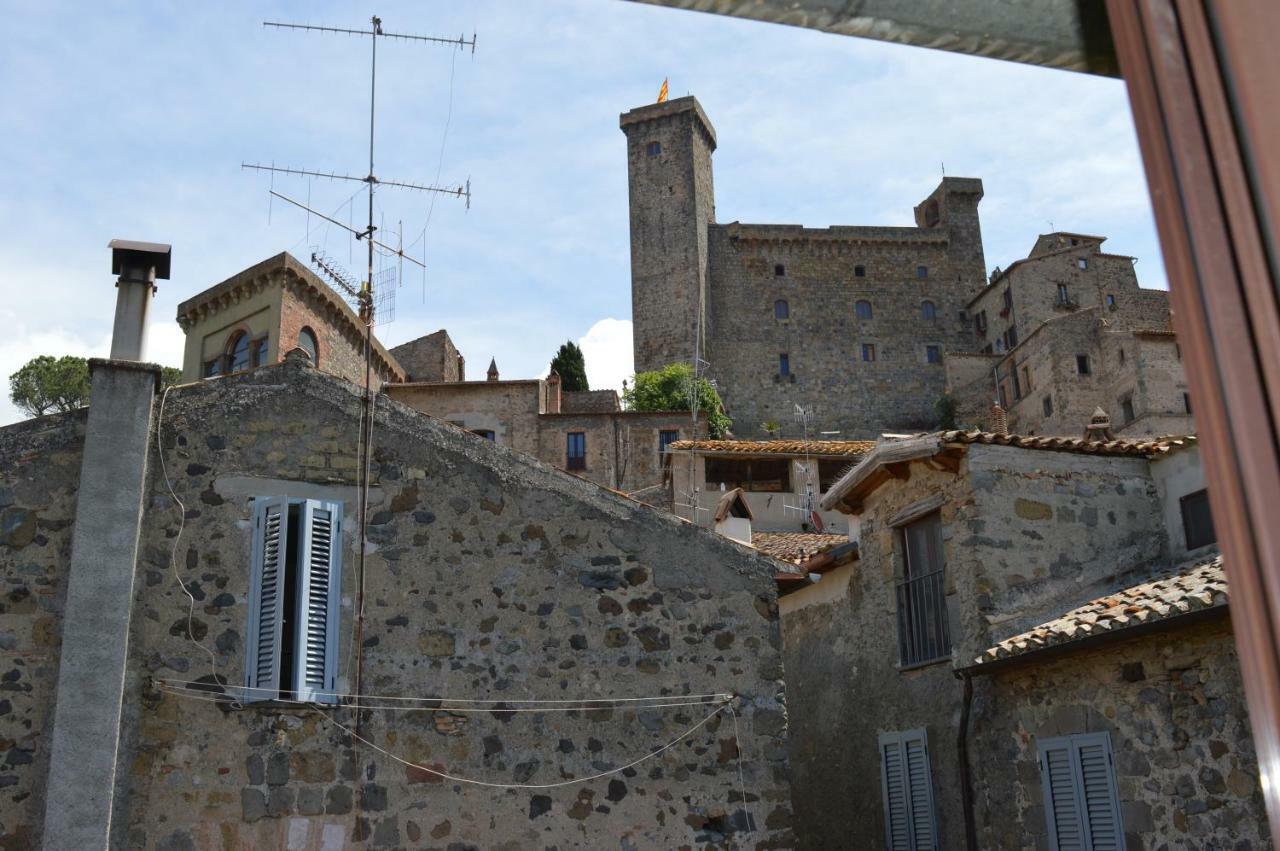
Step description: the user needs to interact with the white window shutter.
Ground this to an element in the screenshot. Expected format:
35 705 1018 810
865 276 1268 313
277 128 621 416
879 729 937 851
293 500 343 704
1039 732 1126 851
245 497 289 704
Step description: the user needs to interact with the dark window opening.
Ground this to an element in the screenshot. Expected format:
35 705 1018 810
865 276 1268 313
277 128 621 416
646 141 661 157
897 513 950 666
926 345 941 364
779 353 790 377
774 299 789 319
1043 395 1053 417
1007 325 1018 347
862 343 876 363
1184 392 1192 414
203 358 222 378
774 264 786 277
998 383 1008 408
1121 395 1135 424
818 459 851 493
1070 237 1080 245
1180 489 1216 550
298 327 319 366
1057 283 1070 303
471 429 496 441
566 432 586 471
705 457 790 492
975 311 988 334
856 300 873 320
916 265 928 279
658 430 679 458
1077 258 1089 270
1002 289 1013 310
1106 293 1117 310
252 335 270 368
227 331 251 373
1077 354 1091 375
921 300 936 321
854 264 866 278
1013 371 1023 400
278 504 301 700
1119 348 1126 364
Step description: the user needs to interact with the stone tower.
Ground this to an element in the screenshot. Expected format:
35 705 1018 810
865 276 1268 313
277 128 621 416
620 96 717 373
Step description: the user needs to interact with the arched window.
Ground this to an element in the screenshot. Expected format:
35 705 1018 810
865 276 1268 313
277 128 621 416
921 300 937 321
226 331 251 373
298 327 319 365
774 299 789 319
855 300 873 320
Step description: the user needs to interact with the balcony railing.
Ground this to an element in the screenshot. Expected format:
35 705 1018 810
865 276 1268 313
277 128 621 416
895 569 951 667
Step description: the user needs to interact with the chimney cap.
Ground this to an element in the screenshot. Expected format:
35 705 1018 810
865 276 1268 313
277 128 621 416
109 239 171 280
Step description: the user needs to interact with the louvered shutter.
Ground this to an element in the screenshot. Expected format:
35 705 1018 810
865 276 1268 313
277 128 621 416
1039 733 1126 851
245 497 289 704
292 500 343 704
879 729 938 851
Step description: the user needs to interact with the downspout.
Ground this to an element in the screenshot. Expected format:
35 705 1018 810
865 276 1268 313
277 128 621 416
956 669 978 851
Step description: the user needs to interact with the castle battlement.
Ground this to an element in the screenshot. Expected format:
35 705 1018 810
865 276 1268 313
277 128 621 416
718 222 952 246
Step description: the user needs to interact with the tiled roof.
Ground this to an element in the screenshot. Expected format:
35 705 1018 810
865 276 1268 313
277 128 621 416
752 531 848 565
975 555 1227 666
667 439 876 457
938 431 1197 458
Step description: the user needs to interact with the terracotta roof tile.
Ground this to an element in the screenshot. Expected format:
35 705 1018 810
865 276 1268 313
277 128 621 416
975 555 1226 666
752 531 848 566
668 439 876 457
938 430 1196 458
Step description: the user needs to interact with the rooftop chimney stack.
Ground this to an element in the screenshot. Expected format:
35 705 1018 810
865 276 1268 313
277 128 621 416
108 239 171 361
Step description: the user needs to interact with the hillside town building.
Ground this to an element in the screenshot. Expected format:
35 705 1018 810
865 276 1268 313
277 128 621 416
622 97 1194 443
776 431 1266 849
0 245 794 848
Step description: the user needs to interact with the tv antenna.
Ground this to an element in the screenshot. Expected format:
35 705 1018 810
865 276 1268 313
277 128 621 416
243 16 475 329
242 14 475 739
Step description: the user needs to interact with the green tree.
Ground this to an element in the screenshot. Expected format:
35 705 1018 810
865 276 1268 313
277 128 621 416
9 356 90 418
935 394 958 430
9 356 185 419
623 362 731 439
549 341 589 392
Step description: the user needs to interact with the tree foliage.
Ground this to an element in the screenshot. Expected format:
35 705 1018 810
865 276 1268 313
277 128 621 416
935 394 958 430
549 341 589 392
9 356 186 419
9 356 90 418
623 362 731 439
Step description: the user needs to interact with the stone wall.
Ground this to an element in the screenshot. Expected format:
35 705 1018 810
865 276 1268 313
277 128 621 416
970 617 1269 850
561 391 621 414
780 442 1174 849
389 330 464 383
0 411 86 849
108 361 792 849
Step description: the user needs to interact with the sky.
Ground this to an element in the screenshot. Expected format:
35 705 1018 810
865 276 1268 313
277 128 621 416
0 1 1163 426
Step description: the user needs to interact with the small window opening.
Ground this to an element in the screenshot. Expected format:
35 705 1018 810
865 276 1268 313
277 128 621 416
566 432 586 470
854 265 866 278
1119 348 1126 365
1076 354 1091 375
926 345 941 364
916 265 928 279
1043 396 1053 417
1121 395 1135 425
921 300 936 321
1106 293 1117 310
1180 489 1216 550
298 327 319 366
658 430 679 458
856 300 873 321
774 264 786 277
779 353 790 376
774 299 789 320
1184 392 1192 414
646 141 661 157
861 343 876 363
1077 258 1088 270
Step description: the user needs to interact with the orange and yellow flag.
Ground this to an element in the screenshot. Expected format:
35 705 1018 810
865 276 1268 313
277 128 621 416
657 78 669 103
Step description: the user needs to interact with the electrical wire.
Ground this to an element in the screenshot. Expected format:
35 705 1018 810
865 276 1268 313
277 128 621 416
156 386 220 683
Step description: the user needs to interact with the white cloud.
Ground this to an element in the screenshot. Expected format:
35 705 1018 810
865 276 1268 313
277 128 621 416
579 318 633 394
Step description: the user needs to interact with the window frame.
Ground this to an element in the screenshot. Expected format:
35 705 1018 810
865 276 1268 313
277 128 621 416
862 343 877 363
1037 731 1126 851
925 345 941 365
779 352 791 377
774 299 789 320
658 429 680 459
298 327 320 367
566 431 587 471
916 265 928 279
226 331 252 374
921 300 936 321
878 728 939 851
645 140 661 157
245 497 344 706
1076 354 1091 376
1180 488 1217 551
854 264 866 278
895 511 951 668
856 300 874 321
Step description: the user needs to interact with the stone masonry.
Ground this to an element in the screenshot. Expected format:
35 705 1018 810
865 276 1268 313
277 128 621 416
622 96 986 439
0 358 795 849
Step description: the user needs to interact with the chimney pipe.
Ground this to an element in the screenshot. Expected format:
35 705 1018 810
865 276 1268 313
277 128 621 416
107 239 171 361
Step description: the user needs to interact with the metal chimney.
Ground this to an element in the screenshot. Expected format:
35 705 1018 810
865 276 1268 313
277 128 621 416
107 239 171 361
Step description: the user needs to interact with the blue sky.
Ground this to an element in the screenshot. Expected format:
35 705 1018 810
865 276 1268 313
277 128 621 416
0 1 1163 425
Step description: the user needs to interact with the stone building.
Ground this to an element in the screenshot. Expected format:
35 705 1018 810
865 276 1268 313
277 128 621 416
946 233 1193 436
0 337 796 848
622 96 986 439
664 438 874 535
178 257 694 493
776 430 1265 849
176 252 405 388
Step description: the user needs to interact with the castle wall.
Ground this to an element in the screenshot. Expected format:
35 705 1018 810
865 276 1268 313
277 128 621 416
704 221 978 438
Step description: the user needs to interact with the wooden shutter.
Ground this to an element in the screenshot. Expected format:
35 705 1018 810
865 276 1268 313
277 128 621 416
1038 732 1126 851
245 497 288 704
879 729 938 851
292 500 343 704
